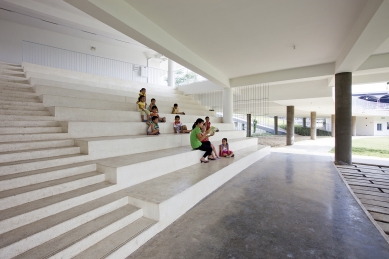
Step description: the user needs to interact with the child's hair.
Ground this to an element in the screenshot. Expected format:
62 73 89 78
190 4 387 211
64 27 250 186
152 106 157 110
205 116 209 119
151 116 159 121
138 95 144 102
175 115 180 119
192 118 204 129
151 98 155 101
222 138 228 143
140 88 146 92
174 103 178 107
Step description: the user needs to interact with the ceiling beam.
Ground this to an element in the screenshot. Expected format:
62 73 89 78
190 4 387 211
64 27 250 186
64 0 230 87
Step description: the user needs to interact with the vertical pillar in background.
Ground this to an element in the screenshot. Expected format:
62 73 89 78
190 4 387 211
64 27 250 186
310 112 317 140
286 106 294 145
167 59 175 87
335 72 352 165
222 88 233 124
352 116 357 136
331 114 335 137
274 116 278 135
247 114 252 137
303 118 306 128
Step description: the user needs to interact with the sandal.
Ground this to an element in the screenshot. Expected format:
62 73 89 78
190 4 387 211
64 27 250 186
200 159 209 163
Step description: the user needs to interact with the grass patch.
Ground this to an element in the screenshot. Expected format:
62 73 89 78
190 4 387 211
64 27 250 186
330 137 389 158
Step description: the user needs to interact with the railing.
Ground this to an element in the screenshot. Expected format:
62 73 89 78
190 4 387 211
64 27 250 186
174 67 208 86
22 41 168 86
352 97 389 111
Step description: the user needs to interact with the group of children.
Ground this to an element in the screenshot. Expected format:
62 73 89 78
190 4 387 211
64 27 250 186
137 88 234 158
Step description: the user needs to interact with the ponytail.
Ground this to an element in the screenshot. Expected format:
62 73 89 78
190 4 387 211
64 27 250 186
192 118 204 130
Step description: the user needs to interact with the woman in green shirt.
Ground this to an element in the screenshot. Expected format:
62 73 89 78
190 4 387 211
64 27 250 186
190 118 213 163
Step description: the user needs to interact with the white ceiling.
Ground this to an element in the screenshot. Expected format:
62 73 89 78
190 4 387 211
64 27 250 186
126 0 371 78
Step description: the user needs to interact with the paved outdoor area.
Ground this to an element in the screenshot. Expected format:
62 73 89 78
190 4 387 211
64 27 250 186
128 138 389 259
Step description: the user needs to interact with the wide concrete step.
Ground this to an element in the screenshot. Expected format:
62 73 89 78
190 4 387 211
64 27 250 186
0 68 24 75
0 109 50 116
0 132 69 142
0 120 58 127
0 114 55 121
0 104 47 111
0 161 93 192
41 94 206 112
0 99 44 107
74 217 157 259
0 138 72 153
0 95 40 103
76 131 247 159
0 81 32 89
0 85 33 92
0 74 25 80
0 146 80 163
0 153 89 175
66 121 235 138
0 172 105 211
12 205 142 259
0 182 116 236
0 193 130 258
51 106 221 123
0 78 29 84
0 126 62 134
0 89 37 97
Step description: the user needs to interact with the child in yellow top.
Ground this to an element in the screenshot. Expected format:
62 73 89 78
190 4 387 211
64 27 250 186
136 88 147 105
172 103 185 115
138 96 150 122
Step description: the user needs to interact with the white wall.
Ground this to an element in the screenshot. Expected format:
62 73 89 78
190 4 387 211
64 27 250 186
356 116 389 136
0 19 147 66
374 116 389 136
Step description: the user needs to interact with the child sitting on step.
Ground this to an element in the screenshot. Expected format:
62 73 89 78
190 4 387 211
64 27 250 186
173 115 191 133
150 106 166 122
219 138 234 158
205 116 211 130
148 98 156 111
138 96 150 122
201 125 219 159
136 88 147 104
172 103 185 115
147 116 160 135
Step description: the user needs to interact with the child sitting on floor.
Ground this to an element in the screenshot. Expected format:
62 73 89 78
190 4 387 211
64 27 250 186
219 138 234 158
150 106 166 122
173 115 191 133
172 103 185 115
201 125 219 159
147 116 160 135
138 96 150 122
147 98 156 111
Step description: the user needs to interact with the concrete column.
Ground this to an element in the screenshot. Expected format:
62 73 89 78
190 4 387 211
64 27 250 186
222 88 234 124
335 72 352 165
352 116 357 136
310 112 317 140
167 59 174 87
274 116 278 135
247 114 252 137
331 114 335 137
286 106 294 146
303 118 306 128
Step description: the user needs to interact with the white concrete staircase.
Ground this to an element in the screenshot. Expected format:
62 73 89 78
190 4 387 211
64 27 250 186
0 62 270 258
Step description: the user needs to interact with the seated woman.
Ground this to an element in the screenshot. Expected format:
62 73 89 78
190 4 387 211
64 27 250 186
200 125 219 159
190 118 212 163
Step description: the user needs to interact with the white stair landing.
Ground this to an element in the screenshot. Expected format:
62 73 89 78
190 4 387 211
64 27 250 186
74 145 270 259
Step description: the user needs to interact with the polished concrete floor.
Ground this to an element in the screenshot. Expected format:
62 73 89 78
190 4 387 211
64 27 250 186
128 151 389 259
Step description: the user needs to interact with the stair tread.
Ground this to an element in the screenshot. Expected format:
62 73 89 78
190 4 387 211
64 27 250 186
125 145 265 204
0 171 102 199
74 217 157 259
0 190 132 248
0 138 72 146
0 145 78 156
14 205 140 259
0 182 114 222
0 153 85 168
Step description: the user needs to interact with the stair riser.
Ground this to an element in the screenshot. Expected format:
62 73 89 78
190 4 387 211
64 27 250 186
0 154 87 175
0 83 32 89
0 79 29 85
0 133 68 143
0 74 26 80
0 127 62 134
51 209 143 259
0 100 44 107
0 174 105 211
0 90 37 97
0 110 50 116
0 162 93 192
0 139 73 153
0 96 40 103
0 121 58 127
0 146 80 163
0 198 129 258
0 105 47 111
0 115 54 121
0 185 117 235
